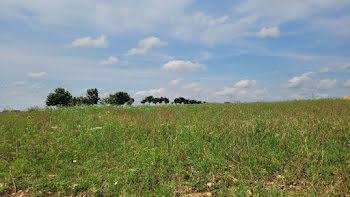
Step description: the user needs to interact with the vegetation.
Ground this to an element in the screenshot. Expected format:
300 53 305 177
0 99 349 196
86 88 100 105
173 97 203 104
45 88 72 107
101 91 134 106
45 87 204 107
46 88 100 107
141 96 170 104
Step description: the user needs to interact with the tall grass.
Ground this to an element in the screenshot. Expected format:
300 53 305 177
0 99 349 196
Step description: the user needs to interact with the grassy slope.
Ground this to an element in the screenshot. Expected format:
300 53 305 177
0 99 349 196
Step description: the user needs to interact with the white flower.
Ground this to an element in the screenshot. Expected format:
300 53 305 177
90 127 102 130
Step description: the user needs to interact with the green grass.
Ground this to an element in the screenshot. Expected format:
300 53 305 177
0 99 349 196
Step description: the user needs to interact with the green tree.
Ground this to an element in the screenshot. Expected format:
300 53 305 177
127 98 134 106
103 92 133 105
86 88 100 104
70 96 89 106
173 97 203 104
46 88 72 107
160 97 169 104
141 96 154 104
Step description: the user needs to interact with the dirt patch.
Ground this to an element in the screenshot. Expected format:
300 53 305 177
183 192 212 197
4 189 30 197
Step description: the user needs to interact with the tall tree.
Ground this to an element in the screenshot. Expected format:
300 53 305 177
46 88 72 107
86 88 100 104
103 92 133 105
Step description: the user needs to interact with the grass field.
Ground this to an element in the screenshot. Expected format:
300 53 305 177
0 99 349 196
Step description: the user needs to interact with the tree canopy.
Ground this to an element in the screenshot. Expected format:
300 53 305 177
141 96 170 104
173 97 203 104
102 92 134 105
46 88 72 107
86 88 100 104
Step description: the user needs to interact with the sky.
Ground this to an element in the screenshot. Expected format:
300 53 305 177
1 0 350 110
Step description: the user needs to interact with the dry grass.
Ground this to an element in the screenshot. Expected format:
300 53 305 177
343 95 350 100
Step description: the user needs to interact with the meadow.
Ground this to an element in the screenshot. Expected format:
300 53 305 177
0 99 349 196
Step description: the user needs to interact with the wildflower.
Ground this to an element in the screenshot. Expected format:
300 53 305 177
247 190 252 196
71 184 78 189
48 174 57 179
73 160 77 163
89 127 102 130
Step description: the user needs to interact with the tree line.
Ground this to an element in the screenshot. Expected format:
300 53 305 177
46 88 204 107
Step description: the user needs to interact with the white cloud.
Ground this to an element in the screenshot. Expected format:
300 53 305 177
235 0 349 23
169 78 182 86
285 72 313 88
319 67 331 73
316 78 337 89
27 72 47 78
215 80 262 98
234 80 257 88
98 56 118 65
0 0 193 33
215 87 266 99
344 79 350 87
29 83 46 93
71 35 107 48
161 60 206 72
0 81 26 88
171 12 238 44
170 0 350 44
135 88 165 97
1 0 349 46
256 26 280 38
127 36 166 56
182 82 203 92
337 63 350 71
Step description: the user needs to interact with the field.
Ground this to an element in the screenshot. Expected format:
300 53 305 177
0 99 349 196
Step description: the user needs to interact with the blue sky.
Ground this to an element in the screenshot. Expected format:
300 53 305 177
1 0 350 110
